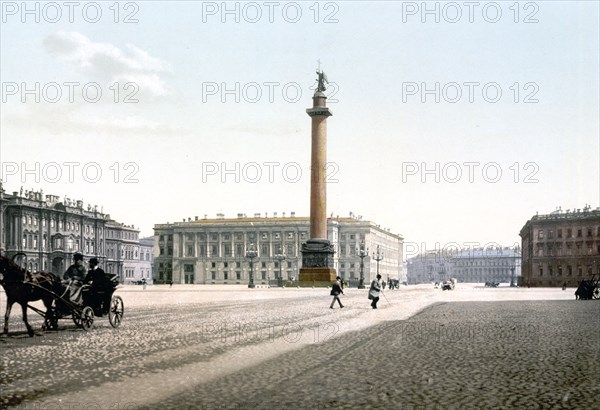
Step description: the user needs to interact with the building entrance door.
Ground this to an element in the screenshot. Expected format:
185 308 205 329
184 273 195 284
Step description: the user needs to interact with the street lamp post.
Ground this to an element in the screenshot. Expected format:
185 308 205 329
274 247 286 288
246 243 258 289
373 245 384 279
356 240 369 289
510 264 516 287
510 245 520 287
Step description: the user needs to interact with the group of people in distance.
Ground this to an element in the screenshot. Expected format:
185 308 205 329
63 253 118 314
330 273 384 309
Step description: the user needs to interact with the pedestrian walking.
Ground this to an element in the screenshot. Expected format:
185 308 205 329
368 274 382 309
330 276 344 309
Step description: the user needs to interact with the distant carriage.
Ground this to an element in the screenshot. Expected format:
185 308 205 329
0 253 124 336
575 274 600 300
388 279 400 289
441 278 457 291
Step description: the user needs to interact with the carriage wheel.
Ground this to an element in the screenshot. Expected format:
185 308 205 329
593 287 600 300
80 306 94 331
72 314 82 327
108 296 124 328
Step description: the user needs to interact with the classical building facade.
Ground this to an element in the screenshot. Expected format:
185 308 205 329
153 214 403 286
407 246 521 285
520 206 600 287
0 183 153 283
406 250 448 284
450 247 520 284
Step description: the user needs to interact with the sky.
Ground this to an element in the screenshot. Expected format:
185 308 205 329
1 1 599 259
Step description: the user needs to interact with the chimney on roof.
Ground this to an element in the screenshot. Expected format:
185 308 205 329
195 216 198 221
254 213 261 218
274 212 277 217
291 211 295 217
282 212 286 217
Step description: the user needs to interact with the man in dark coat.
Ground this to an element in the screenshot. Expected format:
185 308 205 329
84 258 118 314
330 276 344 309
63 253 86 305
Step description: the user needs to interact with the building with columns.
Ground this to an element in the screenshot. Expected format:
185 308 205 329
520 206 600 287
0 183 153 283
153 214 403 286
407 246 521 285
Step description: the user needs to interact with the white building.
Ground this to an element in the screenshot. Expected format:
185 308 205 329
154 213 403 286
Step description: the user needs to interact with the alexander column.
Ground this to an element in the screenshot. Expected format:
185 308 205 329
299 69 337 284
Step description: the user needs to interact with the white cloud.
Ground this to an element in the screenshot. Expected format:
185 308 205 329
43 31 172 96
3 103 191 138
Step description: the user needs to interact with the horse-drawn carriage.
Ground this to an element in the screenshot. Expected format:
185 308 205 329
441 278 457 291
575 274 600 300
0 253 124 336
44 280 124 331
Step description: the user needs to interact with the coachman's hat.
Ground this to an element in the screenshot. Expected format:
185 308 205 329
89 257 99 265
73 253 84 261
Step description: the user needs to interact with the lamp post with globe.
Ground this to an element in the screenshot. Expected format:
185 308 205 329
356 240 369 289
373 245 384 278
246 243 258 289
274 247 286 287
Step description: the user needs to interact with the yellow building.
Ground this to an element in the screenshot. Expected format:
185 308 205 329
520 206 600 287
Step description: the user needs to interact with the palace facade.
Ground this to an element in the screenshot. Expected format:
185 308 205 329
154 214 403 286
0 183 153 284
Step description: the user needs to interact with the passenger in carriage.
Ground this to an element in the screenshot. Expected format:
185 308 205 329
84 258 118 314
63 253 86 305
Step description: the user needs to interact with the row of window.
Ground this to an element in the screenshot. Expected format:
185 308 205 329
538 265 596 277
21 215 140 240
22 216 99 235
160 232 371 243
535 244 598 257
164 232 308 242
455 260 514 267
21 235 98 254
538 227 599 240
21 235 150 260
160 243 298 258
106 229 138 240
454 268 513 275
209 270 294 281
179 260 295 271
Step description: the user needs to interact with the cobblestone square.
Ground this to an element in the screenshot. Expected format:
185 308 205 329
2 285 597 409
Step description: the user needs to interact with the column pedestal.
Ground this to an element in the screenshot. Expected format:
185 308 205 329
299 239 337 284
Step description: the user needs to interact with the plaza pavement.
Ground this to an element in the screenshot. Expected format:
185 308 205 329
1 284 598 409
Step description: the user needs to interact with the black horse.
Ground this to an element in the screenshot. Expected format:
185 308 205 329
0 253 60 336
